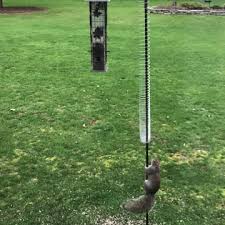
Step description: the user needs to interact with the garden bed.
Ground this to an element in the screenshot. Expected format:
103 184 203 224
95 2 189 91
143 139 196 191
149 6 225 15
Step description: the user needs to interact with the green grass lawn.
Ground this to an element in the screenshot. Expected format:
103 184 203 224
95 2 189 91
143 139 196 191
0 0 225 224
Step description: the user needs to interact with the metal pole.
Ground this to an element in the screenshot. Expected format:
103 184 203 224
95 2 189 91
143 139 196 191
144 0 149 224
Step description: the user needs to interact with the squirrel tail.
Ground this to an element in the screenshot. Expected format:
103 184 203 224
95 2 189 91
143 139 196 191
121 194 155 214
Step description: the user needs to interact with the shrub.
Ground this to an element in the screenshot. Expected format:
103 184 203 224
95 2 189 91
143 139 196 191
211 5 223 9
180 2 208 9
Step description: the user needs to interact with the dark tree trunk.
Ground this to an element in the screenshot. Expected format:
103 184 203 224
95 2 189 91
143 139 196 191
0 0 3 8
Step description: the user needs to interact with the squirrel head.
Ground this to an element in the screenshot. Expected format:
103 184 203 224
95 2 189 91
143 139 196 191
150 160 160 173
151 160 160 167
145 159 160 175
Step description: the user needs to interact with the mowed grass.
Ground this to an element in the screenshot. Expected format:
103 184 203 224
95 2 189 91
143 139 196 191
0 0 225 224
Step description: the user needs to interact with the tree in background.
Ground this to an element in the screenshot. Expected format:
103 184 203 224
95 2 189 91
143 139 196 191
0 0 3 8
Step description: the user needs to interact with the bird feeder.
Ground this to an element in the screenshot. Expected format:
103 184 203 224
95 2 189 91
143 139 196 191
88 0 109 72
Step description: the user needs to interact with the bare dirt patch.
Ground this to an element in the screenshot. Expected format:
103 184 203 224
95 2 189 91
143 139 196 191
0 7 47 14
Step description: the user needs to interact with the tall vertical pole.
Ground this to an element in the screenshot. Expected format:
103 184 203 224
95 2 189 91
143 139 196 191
144 0 149 224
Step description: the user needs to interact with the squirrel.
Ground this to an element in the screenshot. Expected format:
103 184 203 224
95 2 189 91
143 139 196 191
144 160 160 195
121 160 160 214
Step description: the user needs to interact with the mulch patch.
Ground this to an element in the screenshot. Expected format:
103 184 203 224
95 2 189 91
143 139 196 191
0 7 47 14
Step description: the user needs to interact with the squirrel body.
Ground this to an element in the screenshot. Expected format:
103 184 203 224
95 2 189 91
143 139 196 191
144 160 160 195
122 160 160 214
